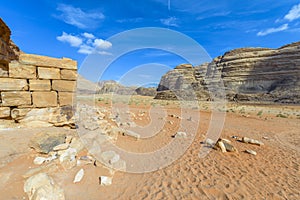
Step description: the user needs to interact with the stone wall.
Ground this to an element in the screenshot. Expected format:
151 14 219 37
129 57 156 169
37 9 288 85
0 53 77 125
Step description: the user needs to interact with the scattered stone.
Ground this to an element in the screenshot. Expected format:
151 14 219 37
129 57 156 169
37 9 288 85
53 143 69 151
168 121 174 125
242 137 264 146
30 132 66 154
69 137 85 152
101 151 120 164
123 130 140 140
24 173 65 200
262 136 269 140
33 157 46 165
73 168 84 183
204 138 216 146
217 141 227 153
65 135 73 144
214 138 237 153
174 131 187 138
99 176 112 186
82 119 99 131
231 136 238 139
59 148 77 170
245 149 257 156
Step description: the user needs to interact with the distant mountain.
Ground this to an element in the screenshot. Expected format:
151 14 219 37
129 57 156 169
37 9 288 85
77 74 99 94
77 75 157 96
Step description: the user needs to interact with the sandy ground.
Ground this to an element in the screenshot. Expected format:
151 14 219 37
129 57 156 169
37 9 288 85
0 96 299 200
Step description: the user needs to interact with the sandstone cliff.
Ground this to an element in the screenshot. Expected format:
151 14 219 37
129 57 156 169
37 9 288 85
155 42 300 104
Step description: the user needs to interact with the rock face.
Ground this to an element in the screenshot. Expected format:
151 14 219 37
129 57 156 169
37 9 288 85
0 18 20 63
155 42 300 103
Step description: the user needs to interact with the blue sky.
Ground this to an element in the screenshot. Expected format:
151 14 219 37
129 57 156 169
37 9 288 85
1 0 300 84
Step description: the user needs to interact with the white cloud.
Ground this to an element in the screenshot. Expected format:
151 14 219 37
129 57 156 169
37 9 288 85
284 3 300 21
160 17 179 27
78 44 94 54
57 31 112 55
55 4 104 29
82 32 95 39
257 24 288 36
56 32 82 47
97 51 113 56
93 39 112 49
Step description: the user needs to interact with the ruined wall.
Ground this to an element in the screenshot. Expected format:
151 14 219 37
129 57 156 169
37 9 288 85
0 18 77 127
0 54 77 125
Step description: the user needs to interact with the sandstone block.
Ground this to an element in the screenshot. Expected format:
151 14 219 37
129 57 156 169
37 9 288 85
38 67 60 79
11 108 31 120
0 107 10 118
0 78 28 91
60 69 77 80
19 53 77 69
1 91 31 106
32 91 57 107
29 80 51 91
58 92 74 106
52 80 76 92
9 61 36 78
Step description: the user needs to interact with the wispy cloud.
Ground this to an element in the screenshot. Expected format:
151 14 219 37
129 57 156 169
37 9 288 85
55 4 105 29
57 32 112 55
56 32 82 47
196 11 231 20
257 24 288 36
284 3 300 21
160 17 179 27
116 18 143 23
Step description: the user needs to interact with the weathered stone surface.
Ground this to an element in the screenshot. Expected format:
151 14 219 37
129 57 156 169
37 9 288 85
9 61 36 78
24 173 65 200
0 78 28 91
30 132 66 154
11 108 31 120
58 92 74 106
0 18 19 62
38 67 60 79
155 41 300 103
1 91 31 106
61 69 77 80
19 53 77 70
0 62 8 77
32 91 57 107
0 107 10 118
52 80 76 92
29 80 51 91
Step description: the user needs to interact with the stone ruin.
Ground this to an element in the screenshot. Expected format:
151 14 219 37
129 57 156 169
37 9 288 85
0 18 77 127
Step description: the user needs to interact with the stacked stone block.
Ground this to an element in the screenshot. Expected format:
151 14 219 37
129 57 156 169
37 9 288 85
0 53 77 119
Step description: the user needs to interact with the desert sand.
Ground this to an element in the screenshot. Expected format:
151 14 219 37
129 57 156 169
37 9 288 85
0 95 299 200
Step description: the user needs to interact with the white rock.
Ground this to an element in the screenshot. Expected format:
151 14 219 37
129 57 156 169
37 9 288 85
33 157 46 165
205 138 215 146
24 173 65 200
99 176 112 186
245 149 257 156
123 130 140 140
174 132 187 138
53 143 69 151
73 169 84 183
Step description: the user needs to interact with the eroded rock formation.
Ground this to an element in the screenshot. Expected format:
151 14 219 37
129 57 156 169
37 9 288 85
156 42 300 103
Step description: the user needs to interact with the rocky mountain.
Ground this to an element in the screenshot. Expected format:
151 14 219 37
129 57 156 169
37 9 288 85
155 42 300 104
97 80 157 96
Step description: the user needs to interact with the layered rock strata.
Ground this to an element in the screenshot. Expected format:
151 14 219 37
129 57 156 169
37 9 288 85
155 42 300 104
